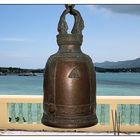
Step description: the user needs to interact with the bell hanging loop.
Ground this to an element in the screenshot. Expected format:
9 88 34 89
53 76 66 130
58 4 84 35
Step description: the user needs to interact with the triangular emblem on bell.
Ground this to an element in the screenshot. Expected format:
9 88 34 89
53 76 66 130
68 68 80 78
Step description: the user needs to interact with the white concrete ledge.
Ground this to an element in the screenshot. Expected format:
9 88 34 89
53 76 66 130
0 131 140 135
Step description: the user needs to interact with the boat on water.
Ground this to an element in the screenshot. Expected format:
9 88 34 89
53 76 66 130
0 72 7 76
18 72 37 76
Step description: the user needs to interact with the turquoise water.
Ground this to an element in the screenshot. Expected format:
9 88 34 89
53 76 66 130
97 73 140 96
0 73 140 96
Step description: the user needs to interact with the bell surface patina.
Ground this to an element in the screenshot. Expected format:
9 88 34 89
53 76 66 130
42 5 98 128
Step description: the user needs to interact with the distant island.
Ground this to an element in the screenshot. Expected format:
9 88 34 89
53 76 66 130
95 57 140 68
0 66 140 76
95 57 140 73
0 67 43 76
0 57 140 75
95 67 140 73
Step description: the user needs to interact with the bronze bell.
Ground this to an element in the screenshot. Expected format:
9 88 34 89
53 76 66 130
42 5 98 128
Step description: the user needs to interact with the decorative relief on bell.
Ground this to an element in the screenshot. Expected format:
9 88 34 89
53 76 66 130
68 67 81 79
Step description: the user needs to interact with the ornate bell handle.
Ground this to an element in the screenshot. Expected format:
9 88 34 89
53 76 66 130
58 4 84 35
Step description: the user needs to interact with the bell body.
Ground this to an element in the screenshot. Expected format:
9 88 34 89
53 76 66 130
42 37 98 128
42 5 98 128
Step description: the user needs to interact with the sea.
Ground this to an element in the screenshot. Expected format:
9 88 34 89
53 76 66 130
0 73 140 96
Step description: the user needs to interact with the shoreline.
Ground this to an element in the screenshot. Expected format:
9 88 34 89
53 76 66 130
0 66 140 76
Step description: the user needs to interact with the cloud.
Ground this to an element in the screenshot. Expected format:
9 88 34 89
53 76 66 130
96 5 140 15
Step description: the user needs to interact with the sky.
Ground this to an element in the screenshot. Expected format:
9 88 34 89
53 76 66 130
0 4 140 69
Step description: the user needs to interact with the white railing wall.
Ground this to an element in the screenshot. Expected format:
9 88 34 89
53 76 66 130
0 95 140 133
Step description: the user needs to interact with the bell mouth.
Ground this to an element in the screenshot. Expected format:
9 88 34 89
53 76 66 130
57 34 83 46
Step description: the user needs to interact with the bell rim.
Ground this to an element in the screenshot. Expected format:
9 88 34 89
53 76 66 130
41 113 98 128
